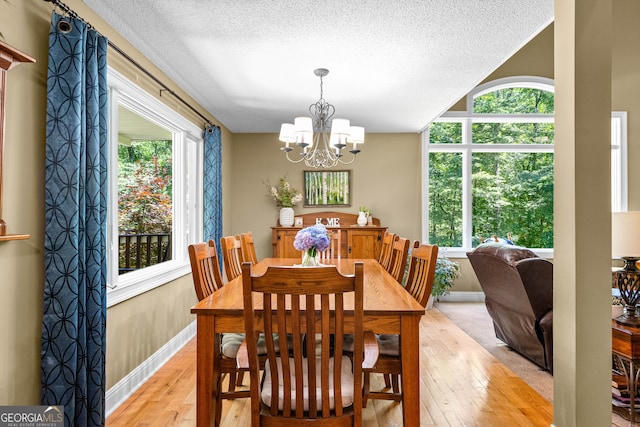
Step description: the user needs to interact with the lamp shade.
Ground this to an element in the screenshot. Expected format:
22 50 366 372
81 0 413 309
331 118 351 136
294 117 313 134
612 211 640 257
279 123 295 143
347 126 365 144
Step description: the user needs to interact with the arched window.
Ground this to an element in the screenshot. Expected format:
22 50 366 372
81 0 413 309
423 76 626 255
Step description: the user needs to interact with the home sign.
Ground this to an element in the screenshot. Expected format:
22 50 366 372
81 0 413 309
315 217 340 227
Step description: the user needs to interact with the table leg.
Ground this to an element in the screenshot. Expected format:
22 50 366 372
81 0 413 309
400 316 421 427
196 314 219 427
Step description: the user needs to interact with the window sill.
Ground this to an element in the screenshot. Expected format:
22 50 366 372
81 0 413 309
107 262 191 307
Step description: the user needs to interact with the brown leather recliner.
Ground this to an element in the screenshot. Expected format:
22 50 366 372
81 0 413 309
467 243 553 372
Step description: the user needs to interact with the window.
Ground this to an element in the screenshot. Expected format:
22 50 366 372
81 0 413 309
423 77 626 256
117 105 173 274
107 69 203 306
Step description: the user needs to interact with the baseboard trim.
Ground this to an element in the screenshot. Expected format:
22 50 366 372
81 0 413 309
105 321 196 417
436 291 486 303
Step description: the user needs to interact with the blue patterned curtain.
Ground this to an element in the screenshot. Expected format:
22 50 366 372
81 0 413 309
41 12 108 427
203 125 222 246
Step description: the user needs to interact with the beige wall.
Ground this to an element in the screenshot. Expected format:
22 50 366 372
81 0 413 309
105 276 195 388
448 23 554 112
0 0 231 403
229 133 422 260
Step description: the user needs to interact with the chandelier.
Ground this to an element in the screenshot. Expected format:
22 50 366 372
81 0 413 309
278 68 364 168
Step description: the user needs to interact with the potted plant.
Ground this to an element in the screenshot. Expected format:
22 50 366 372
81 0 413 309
264 176 302 227
432 254 461 302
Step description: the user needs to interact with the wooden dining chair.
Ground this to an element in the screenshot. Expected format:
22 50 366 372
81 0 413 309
220 234 244 281
240 231 259 265
319 230 341 260
187 240 249 416
237 262 379 426
364 242 439 404
386 236 411 283
188 240 225 301
377 231 396 270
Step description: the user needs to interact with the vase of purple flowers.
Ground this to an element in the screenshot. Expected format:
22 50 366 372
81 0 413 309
294 224 331 266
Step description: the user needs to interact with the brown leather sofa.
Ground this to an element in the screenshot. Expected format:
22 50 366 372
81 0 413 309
467 243 553 372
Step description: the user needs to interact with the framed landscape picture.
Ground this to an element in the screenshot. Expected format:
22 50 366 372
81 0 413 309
304 170 351 207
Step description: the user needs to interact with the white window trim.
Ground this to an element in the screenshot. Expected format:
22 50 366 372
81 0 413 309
106 68 204 307
612 111 628 213
422 77 626 258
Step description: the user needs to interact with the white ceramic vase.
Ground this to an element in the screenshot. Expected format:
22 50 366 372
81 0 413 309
279 207 294 227
357 211 369 226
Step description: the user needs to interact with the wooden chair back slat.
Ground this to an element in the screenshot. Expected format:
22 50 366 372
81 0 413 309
377 232 396 270
319 230 341 260
240 231 259 265
220 235 244 281
387 237 411 283
405 243 439 307
188 240 224 301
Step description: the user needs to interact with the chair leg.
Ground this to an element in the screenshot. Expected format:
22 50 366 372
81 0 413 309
215 373 223 427
236 371 245 387
363 372 370 407
227 370 237 392
391 374 400 394
383 374 391 389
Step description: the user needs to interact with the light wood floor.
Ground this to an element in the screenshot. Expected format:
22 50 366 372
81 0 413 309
106 308 553 426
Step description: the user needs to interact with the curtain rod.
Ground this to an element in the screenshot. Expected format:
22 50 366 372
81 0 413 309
43 0 218 129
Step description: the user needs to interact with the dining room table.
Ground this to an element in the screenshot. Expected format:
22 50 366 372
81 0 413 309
191 257 426 426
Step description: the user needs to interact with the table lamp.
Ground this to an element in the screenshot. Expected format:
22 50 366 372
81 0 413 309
612 211 640 326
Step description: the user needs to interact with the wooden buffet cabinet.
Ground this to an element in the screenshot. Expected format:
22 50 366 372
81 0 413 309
271 211 387 259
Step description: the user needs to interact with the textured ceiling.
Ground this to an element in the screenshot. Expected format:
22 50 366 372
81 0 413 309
83 0 553 133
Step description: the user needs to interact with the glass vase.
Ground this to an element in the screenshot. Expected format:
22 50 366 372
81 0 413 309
301 249 320 266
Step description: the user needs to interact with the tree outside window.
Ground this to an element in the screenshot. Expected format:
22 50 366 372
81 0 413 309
426 78 626 253
427 83 555 250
